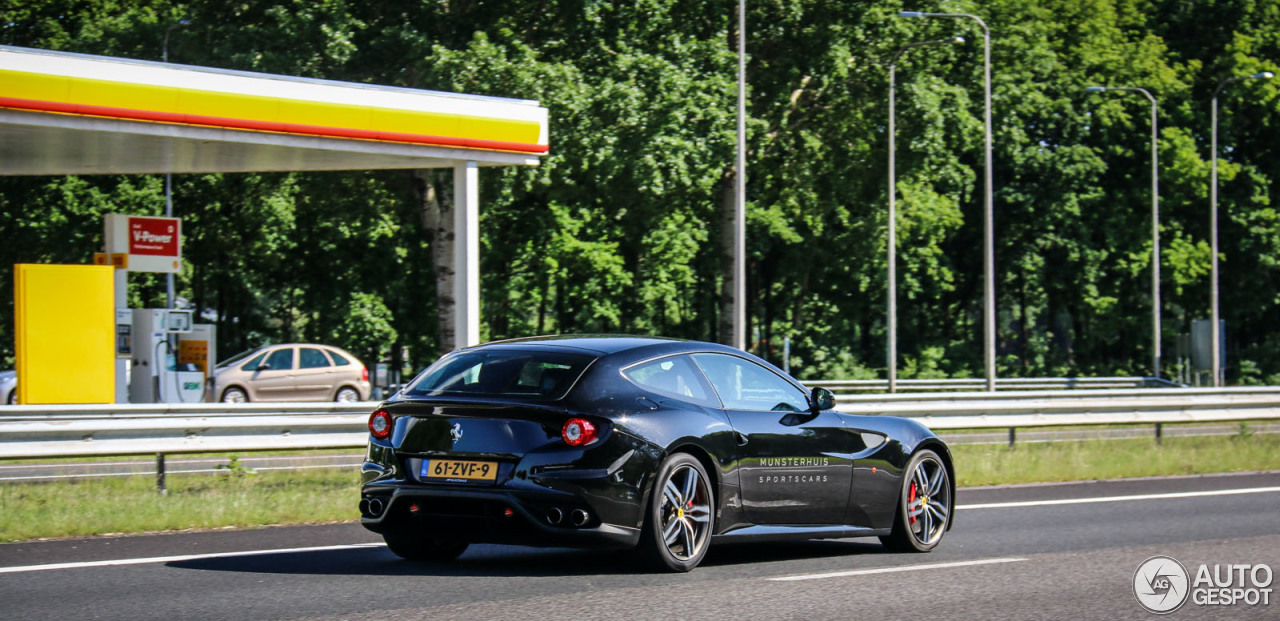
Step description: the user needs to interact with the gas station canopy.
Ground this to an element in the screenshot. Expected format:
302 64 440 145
0 45 549 175
2 45 551 355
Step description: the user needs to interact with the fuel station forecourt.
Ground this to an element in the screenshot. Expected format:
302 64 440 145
1 45 549 404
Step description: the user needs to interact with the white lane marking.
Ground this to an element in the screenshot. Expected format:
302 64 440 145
958 485 1280 510
0 543 385 575
768 557 1026 582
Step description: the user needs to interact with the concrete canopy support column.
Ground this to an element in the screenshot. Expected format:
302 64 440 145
453 161 480 348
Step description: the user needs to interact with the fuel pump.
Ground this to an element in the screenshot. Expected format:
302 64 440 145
129 308 203 403
178 323 216 402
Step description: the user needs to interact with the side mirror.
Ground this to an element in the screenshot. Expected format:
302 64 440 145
811 386 835 411
257 362 271 371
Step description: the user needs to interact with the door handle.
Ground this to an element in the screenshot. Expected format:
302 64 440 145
735 432 749 446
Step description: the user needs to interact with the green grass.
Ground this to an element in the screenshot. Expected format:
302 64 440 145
952 433 1280 487
942 421 1272 435
0 467 359 542
3 432 1280 542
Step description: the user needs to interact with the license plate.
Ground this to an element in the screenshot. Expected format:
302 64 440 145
422 459 498 482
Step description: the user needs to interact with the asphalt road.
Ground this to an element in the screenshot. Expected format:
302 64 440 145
2 471 1278 620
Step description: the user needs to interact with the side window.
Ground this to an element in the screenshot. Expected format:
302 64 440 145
691 353 809 412
240 352 267 372
328 351 351 366
621 355 718 407
263 348 295 371
299 348 332 369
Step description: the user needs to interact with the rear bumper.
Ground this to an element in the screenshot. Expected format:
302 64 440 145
358 481 640 548
360 423 659 549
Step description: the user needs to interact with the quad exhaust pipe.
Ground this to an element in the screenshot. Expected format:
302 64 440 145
360 497 385 518
545 507 590 527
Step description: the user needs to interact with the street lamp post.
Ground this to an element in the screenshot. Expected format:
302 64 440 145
733 0 747 351
1085 85 1161 378
1209 71 1273 386
900 10 996 391
162 19 190 310
886 36 964 393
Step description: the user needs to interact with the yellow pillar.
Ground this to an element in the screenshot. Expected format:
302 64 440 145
14 264 115 404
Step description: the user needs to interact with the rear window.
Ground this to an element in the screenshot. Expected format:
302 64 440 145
403 350 595 400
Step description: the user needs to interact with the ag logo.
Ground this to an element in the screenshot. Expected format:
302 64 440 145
450 423 463 443
1134 555 1190 614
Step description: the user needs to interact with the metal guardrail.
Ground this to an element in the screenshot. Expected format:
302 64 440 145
0 402 377 459
4 388 1280 460
809 376 1184 393
5 389 1280 490
832 386 1280 430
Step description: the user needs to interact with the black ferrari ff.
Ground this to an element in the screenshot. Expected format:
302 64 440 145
359 336 953 571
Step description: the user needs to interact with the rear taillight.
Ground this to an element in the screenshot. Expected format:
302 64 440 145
562 418 598 447
369 409 393 440
361 366 369 383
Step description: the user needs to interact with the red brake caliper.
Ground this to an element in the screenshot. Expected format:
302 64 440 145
908 482 918 524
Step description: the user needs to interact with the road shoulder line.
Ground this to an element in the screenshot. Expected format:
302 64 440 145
767 557 1026 582
0 542 384 575
959 485 1280 510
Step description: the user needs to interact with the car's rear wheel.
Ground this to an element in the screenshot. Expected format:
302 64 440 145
334 386 360 402
640 452 714 572
880 448 951 552
221 387 248 403
383 530 469 562
6 389 14 405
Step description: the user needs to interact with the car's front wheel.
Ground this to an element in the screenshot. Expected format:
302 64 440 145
221 387 248 403
880 448 951 552
383 530 469 562
640 452 714 572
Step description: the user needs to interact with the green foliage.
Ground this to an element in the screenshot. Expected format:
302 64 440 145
2 1 1280 382
327 292 398 370
213 454 257 478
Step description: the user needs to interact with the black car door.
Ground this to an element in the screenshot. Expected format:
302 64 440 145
690 353 856 525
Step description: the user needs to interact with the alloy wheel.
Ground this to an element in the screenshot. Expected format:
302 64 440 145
658 463 712 561
905 454 950 546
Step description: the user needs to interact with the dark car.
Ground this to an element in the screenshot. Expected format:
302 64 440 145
359 336 953 571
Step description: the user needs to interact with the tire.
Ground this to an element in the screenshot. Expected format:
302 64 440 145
6 389 14 405
383 530 469 562
639 452 714 572
221 387 248 403
880 448 951 553
334 386 360 402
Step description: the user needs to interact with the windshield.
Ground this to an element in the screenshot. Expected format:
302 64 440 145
216 348 264 368
403 349 595 400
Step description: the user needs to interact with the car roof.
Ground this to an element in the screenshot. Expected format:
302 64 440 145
255 343 348 351
471 334 687 355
